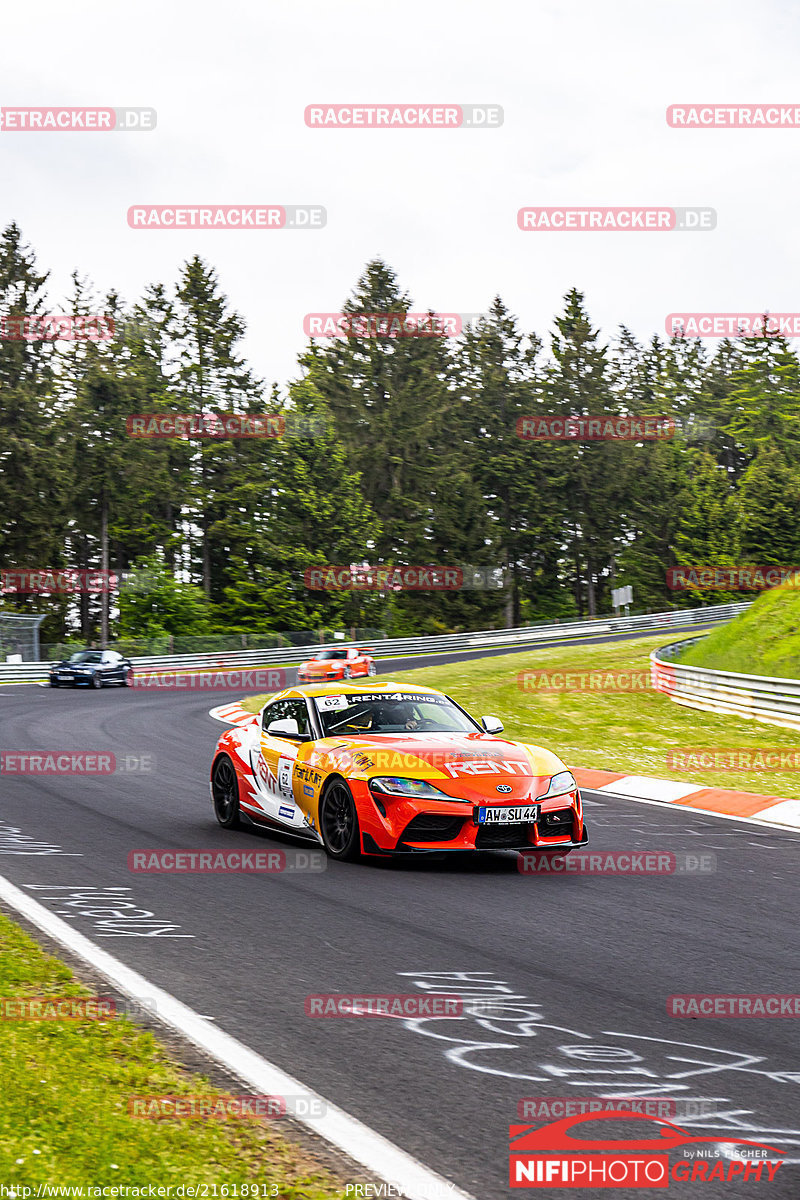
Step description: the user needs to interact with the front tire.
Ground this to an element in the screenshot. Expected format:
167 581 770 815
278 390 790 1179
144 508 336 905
91 672 102 689
343 665 352 680
368 661 377 676
319 780 361 861
212 755 242 829
50 678 59 688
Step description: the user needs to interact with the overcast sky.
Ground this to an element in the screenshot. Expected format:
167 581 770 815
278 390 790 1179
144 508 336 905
2 0 798 388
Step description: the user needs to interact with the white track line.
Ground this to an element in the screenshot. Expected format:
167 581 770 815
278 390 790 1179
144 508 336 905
583 787 800 832
0 874 474 1200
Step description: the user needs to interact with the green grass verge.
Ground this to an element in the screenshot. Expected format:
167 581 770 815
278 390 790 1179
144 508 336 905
0 910 347 1196
679 577 800 678
243 633 800 798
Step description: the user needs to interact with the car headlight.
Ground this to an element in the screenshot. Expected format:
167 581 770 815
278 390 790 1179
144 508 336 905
541 770 577 799
368 776 457 800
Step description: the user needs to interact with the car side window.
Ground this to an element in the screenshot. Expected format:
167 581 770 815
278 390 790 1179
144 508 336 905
262 699 311 736
262 700 285 729
285 699 310 736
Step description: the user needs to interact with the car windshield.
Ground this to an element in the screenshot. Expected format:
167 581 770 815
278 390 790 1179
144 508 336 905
314 692 479 735
68 651 102 664
316 650 348 660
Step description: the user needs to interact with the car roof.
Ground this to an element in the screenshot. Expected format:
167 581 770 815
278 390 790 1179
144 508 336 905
266 680 444 703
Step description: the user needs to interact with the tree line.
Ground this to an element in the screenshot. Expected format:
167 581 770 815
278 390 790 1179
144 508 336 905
1 223 797 644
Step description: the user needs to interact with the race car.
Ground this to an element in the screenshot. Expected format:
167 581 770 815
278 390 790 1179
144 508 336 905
49 649 134 688
296 646 376 683
209 680 588 860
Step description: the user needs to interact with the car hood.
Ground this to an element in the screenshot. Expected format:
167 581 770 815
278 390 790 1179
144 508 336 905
307 732 570 801
301 660 345 674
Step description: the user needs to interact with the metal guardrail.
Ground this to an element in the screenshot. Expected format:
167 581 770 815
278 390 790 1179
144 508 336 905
651 637 800 730
0 602 750 685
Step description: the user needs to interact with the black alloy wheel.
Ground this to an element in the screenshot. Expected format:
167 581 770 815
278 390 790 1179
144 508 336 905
320 780 361 860
212 755 242 829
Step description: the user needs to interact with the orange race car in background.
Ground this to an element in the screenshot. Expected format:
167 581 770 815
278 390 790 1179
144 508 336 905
296 646 376 683
209 680 588 861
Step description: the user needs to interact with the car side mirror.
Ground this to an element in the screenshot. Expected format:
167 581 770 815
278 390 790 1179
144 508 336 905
480 715 504 734
267 717 302 739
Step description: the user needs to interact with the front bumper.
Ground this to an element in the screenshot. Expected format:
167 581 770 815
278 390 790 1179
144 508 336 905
353 781 587 855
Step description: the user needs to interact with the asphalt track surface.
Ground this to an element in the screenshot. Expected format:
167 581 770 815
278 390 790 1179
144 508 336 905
1 631 799 1199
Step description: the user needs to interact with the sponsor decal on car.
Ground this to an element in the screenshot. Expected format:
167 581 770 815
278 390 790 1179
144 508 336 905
295 765 322 785
443 758 531 777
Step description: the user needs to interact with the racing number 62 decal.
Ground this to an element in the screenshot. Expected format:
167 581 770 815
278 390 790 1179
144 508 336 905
277 756 294 796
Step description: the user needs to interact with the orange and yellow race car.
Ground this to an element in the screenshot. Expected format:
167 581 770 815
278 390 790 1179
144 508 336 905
296 646 376 683
209 680 588 860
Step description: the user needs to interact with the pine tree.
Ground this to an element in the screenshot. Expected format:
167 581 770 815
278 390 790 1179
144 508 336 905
0 224 71 640
544 290 628 616
173 257 265 601
672 451 739 605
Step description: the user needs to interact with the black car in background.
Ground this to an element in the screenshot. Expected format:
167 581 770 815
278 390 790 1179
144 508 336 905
49 650 133 689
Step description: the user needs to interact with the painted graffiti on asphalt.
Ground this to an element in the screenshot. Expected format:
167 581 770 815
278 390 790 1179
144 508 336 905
396 970 800 1159
23 885 193 937
0 820 81 856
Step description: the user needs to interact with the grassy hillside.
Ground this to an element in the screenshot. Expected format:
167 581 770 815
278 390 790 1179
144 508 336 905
679 579 800 678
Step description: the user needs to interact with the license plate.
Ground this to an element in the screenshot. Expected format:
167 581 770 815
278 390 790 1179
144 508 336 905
60 675 73 681
475 804 539 825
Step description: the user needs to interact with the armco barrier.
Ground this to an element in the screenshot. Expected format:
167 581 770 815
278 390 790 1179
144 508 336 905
651 637 800 730
0 603 750 685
